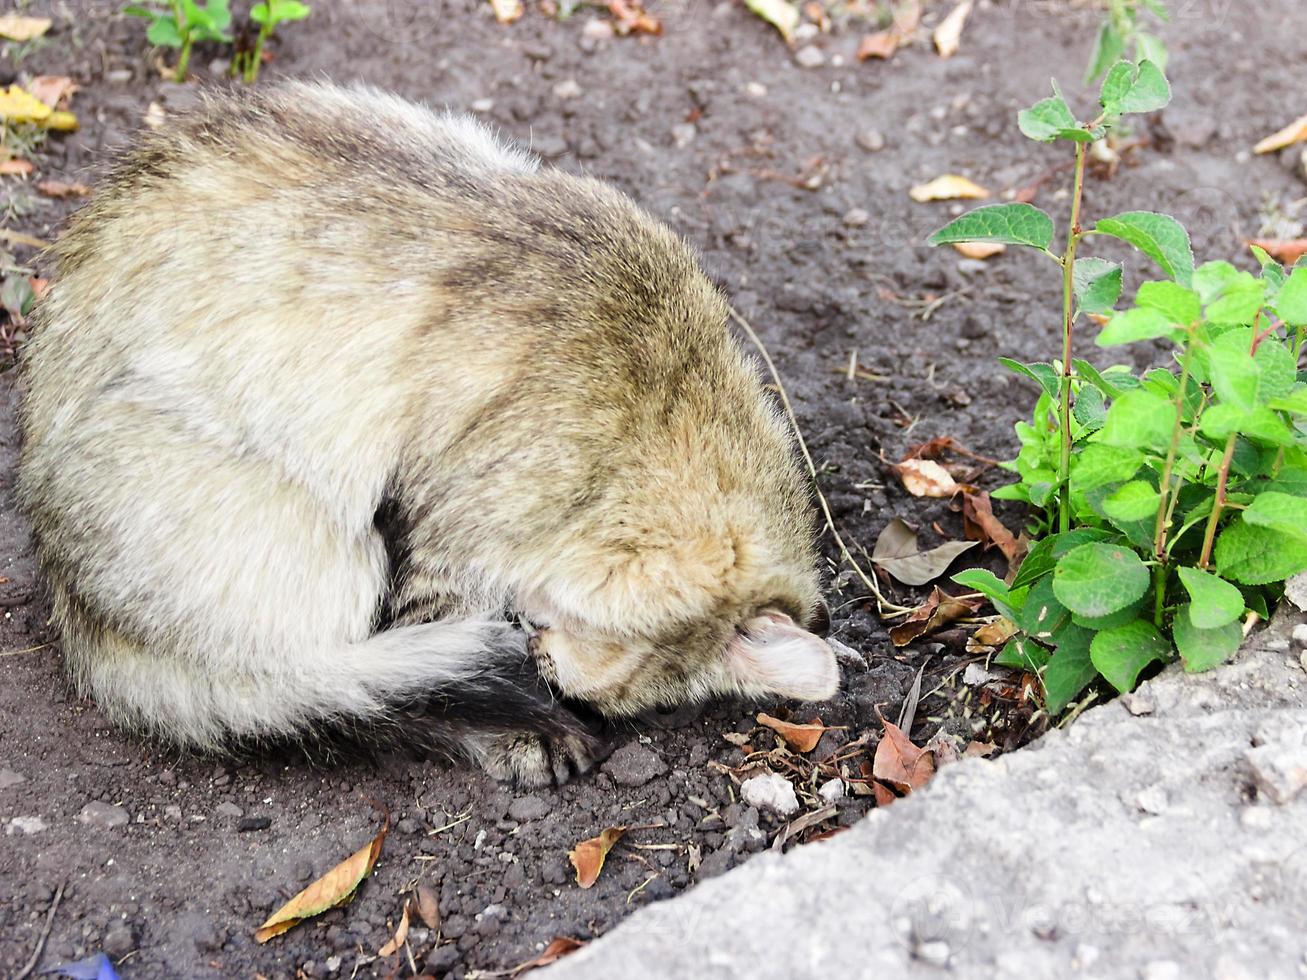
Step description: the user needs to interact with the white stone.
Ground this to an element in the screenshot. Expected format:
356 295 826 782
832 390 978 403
5 816 47 835
1291 623 1307 649
739 773 800 817
818 779 845 803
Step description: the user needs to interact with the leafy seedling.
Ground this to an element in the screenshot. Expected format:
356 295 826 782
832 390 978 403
235 0 311 84
123 0 233 82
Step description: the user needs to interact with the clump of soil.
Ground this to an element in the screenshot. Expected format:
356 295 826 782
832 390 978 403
2 1 1304 977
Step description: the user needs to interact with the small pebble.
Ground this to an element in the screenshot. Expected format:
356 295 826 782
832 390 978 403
553 78 582 100
671 123 697 148
842 208 870 228
739 773 799 817
916 940 950 966
6 816 47 835
470 98 495 113
507 796 549 822
602 741 668 787
856 128 886 152
104 924 135 958
1291 623 1307 649
238 816 272 832
77 801 129 829
215 802 243 819
0 768 26 790
818 778 845 803
794 46 826 69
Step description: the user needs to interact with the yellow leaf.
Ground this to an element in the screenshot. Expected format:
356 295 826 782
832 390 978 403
909 174 990 202
0 14 52 42
377 899 410 957
0 85 78 131
1253 112 1307 155
489 0 524 23
254 816 389 943
568 826 626 889
894 458 960 497
744 0 800 42
932 0 973 58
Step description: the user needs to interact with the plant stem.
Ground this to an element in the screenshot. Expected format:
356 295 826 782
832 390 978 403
175 35 193 81
1198 433 1237 569
1151 336 1194 560
1056 140 1090 534
245 25 271 84
1152 562 1165 627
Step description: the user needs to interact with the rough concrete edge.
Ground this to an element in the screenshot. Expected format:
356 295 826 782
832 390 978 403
543 604 1307 978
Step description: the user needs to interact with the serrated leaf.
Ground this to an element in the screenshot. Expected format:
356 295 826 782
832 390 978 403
1073 359 1140 399
146 14 184 46
1014 576 1070 640
1074 258 1123 316
1089 619 1170 692
1275 266 1307 325
1176 566 1244 628
1093 389 1173 452
1051 542 1150 617
1172 605 1241 672
1206 328 1296 412
928 203 1055 250
1205 271 1266 325
1094 211 1194 286
1214 516 1307 585
1072 383 1107 431
1101 480 1160 522
1043 625 1099 714
999 357 1061 400
1242 491 1307 545
1012 528 1115 589
1135 279 1201 326
1099 59 1170 116
1096 307 1179 347
1269 387 1307 415
1019 92 1093 143
1199 404 1295 446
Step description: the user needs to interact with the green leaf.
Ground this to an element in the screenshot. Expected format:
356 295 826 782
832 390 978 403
1276 266 1307 325
1099 59 1171 116
145 14 184 45
995 636 1051 671
1242 491 1307 545
1072 384 1107 431
951 568 1025 620
1083 20 1125 84
1176 567 1244 628
1015 576 1071 641
1070 444 1145 492
1135 32 1168 73
1093 389 1173 453
1205 271 1266 325
1019 92 1095 143
1011 528 1115 589
1172 604 1241 672
1051 542 1150 617
1135 280 1201 326
999 358 1061 400
1269 387 1307 415
1073 258 1124 316
1072 596 1148 631
928 204 1055 251
1206 328 1296 412
1094 211 1194 286
1043 625 1099 714
1073 359 1140 399
1089 619 1171 692
1102 480 1160 522
1199 404 1295 447
1214 516 1307 585
122 4 161 16
1096 307 1180 347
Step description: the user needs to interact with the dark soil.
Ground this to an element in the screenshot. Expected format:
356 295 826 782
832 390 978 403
2 1 1305 977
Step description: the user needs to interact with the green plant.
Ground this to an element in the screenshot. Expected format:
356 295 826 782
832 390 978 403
234 0 311 84
123 0 233 82
1084 0 1168 84
927 59 1307 716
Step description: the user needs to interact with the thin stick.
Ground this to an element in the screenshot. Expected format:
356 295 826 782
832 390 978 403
0 228 51 250
729 305 909 617
0 644 49 657
15 880 65 980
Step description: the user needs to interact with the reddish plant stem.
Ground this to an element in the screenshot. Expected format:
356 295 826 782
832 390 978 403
1198 433 1238 569
1056 139 1089 534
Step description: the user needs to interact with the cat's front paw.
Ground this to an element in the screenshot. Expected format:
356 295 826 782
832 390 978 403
478 730 602 788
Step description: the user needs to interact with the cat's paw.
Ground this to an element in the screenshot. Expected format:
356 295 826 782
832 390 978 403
477 730 602 788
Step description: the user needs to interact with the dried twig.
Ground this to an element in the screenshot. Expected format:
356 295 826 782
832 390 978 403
15 880 65 980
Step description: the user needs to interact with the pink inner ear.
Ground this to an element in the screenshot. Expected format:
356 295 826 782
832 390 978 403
726 613 839 701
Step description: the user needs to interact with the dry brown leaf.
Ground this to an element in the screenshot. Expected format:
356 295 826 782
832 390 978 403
871 518 978 587
909 174 989 202
932 0 973 58
969 616 1018 651
1248 238 1307 266
36 179 90 198
964 740 998 757
952 241 1006 259
721 731 751 747
856 30 901 60
872 716 935 794
489 0 524 22
29 277 49 301
888 587 982 647
0 14 52 42
0 158 33 176
895 458 961 497
254 815 389 943
961 491 1025 566
871 781 897 806
1253 112 1307 155
511 937 588 975
608 0 662 34
378 899 410 957
413 884 439 931
569 826 626 888
27 75 77 109
756 711 827 753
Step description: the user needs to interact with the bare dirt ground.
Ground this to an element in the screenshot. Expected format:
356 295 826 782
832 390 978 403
1 1 1305 977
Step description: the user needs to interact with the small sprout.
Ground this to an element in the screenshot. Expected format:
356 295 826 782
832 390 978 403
236 0 312 84
123 0 233 82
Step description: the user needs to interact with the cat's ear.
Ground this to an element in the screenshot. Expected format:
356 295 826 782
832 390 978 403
725 612 838 701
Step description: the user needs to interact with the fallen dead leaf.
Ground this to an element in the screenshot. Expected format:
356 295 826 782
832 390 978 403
873 715 935 794
744 0 800 42
901 435 998 466
872 518 978 587
856 31 901 60
909 173 989 202
0 159 33 176
756 711 827 753
0 84 77 130
924 729 961 767
952 241 1006 259
968 616 1018 651
511 937 587 975
27 75 77 110
888 587 982 646
894 457 963 497
254 814 389 942
961 491 1025 566
1253 112 1307 155
36 179 91 198
378 899 410 957
608 0 662 34
772 803 837 849
413 884 439 931
569 826 626 888
489 0 524 22
932 0 973 58
964 740 998 758
872 781 897 806
0 14 52 42
1248 238 1307 266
